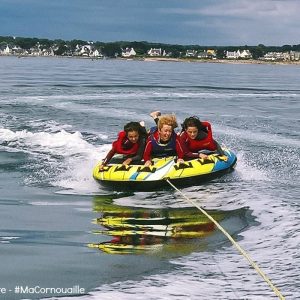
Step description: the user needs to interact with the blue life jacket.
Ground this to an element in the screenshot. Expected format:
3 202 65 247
149 127 177 158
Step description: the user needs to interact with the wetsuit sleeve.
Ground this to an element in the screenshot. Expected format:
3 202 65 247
203 121 225 155
179 133 199 159
128 137 146 162
202 121 213 140
214 140 225 156
175 135 184 159
102 147 116 165
143 138 153 162
112 132 127 153
201 121 211 131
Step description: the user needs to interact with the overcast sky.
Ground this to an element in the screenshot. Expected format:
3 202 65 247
1 0 299 46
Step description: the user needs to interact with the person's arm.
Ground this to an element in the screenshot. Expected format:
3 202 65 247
143 139 153 165
214 140 226 156
179 133 199 159
185 151 199 159
150 111 161 125
175 136 185 162
99 147 116 170
125 137 146 163
199 121 224 157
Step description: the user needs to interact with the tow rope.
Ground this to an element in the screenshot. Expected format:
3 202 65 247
165 179 285 300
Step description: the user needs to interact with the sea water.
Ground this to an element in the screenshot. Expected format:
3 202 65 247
0 56 299 299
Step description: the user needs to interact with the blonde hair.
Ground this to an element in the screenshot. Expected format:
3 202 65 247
157 114 178 130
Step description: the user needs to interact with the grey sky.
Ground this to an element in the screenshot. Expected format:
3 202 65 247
1 0 299 45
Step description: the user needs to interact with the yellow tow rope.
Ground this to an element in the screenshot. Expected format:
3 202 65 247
165 179 285 300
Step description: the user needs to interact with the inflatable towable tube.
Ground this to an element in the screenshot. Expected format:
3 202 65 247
93 147 237 191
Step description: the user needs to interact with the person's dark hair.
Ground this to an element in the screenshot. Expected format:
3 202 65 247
182 116 208 133
124 122 147 137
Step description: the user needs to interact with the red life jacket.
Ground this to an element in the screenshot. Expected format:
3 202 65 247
183 121 217 152
112 131 139 155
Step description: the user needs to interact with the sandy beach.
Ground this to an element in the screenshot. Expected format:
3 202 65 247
143 56 300 65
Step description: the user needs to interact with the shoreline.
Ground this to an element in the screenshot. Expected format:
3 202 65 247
1 54 300 65
143 57 300 65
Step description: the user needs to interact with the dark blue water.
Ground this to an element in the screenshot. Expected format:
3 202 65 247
0 56 299 299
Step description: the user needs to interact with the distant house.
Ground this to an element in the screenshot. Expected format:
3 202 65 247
11 46 23 55
226 49 252 59
185 50 197 57
263 52 275 60
197 51 208 59
73 44 82 56
80 45 93 56
283 52 291 60
90 49 103 58
207 49 216 59
263 52 285 61
198 49 217 59
162 50 172 57
290 51 300 61
2 45 11 55
121 47 136 58
147 48 162 56
226 50 240 59
239 50 252 59
72 44 93 56
41 47 55 56
29 46 41 56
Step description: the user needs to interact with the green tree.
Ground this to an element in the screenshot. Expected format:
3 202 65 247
38 38 52 49
102 42 121 57
247 47 258 59
54 45 67 56
282 45 292 52
216 48 225 59
69 39 87 52
15 37 39 49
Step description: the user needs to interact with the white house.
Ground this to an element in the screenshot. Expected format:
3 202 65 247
11 46 23 55
3 45 11 55
290 51 300 61
239 50 252 59
29 46 42 56
162 50 172 57
185 50 197 57
78 45 92 56
121 47 136 57
263 52 285 61
147 48 162 56
41 48 55 56
90 49 103 58
226 50 241 59
226 50 252 59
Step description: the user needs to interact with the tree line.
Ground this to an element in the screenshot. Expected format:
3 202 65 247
1 36 300 59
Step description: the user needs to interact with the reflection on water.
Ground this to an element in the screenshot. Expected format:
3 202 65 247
89 195 255 255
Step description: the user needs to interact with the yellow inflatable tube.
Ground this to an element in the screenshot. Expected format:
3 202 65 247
93 148 237 190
